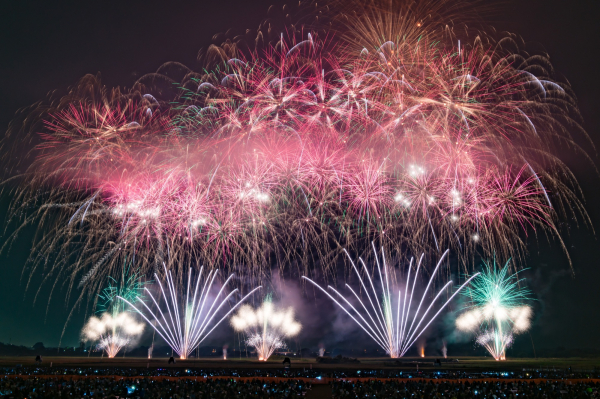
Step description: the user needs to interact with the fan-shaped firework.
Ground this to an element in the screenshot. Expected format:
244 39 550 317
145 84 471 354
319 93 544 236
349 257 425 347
0 0 589 299
303 243 479 358
456 259 532 360
231 298 301 361
119 264 261 359
81 312 145 358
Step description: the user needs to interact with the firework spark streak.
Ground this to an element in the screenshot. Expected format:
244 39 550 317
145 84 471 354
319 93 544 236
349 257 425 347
230 299 301 361
303 243 479 358
119 264 261 359
456 259 532 360
81 312 144 358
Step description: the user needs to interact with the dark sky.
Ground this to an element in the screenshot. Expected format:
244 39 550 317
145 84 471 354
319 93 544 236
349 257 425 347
0 0 599 354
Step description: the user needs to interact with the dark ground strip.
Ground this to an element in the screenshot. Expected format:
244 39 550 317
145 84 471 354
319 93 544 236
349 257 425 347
306 384 332 399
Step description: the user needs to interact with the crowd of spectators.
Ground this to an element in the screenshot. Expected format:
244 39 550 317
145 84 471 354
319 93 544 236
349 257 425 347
1 366 599 398
332 380 599 398
2 375 598 398
1 366 598 380
0 366 320 379
0 376 310 398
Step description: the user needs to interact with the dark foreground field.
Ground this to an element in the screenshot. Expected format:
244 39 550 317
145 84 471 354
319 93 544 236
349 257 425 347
1 356 598 372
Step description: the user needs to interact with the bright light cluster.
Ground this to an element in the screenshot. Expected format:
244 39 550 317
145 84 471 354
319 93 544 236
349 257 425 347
231 299 301 361
81 312 145 358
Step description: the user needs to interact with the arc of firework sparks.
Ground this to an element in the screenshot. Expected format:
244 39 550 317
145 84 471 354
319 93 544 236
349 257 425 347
303 243 479 358
119 263 261 359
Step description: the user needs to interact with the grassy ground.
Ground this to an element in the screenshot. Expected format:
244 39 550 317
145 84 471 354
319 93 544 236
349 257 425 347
0 356 598 371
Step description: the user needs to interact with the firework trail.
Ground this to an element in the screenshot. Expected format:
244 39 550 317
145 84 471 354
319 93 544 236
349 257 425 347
0 0 590 301
119 263 261 359
230 298 301 361
81 312 144 358
456 259 532 360
303 243 479 358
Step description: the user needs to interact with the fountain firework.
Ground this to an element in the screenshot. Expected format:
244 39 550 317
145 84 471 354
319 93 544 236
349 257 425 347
456 259 532 360
119 264 261 359
81 312 144 358
97 335 129 358
476 330 514 361
303 243 479 358
230 298 301 361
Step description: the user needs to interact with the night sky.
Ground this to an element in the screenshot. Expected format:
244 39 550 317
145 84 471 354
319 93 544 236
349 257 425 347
0 0 599 355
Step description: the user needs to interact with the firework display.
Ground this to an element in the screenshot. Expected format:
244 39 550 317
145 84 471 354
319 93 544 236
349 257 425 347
231 298 301 361
119 264 261 359
81 312 144 358
303 244 479 358
456 260 532 360
0 0 591 362
0 0 589 297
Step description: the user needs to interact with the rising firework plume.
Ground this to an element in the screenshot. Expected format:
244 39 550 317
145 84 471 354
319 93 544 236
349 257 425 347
119 264 261 359
442 340 448 358
303 243 479 358
230 298 301 361
81 312 144 358
456 259 532 360
0 0 590 302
